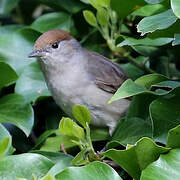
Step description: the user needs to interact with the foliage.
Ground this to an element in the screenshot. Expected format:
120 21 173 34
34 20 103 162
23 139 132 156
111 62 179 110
0 0 180 179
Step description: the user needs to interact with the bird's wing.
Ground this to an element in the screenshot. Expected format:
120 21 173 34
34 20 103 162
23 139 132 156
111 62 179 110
85 50 128 94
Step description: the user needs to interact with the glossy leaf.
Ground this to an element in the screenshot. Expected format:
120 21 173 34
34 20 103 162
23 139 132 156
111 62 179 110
144 0 164 4
0 25 23 37
172 33 180 45
141 149 180 180
56 161 122 180
15 62 50 103
0 61 18 89
135 74 168 89
0 94 34 136
171 0 180 19
32 151 73 176
137 9 178 36
150 91 180 143
118 37 173 47
83 10 98 27
166 125 180 148
73 105 91 128
0 28 40 75
108 79 147 103
132 4 166 17
103 137 169 179
31 12 72 33
0 153 54 180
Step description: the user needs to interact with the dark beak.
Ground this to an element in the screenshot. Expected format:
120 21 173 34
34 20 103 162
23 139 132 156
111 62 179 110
28 50 44 58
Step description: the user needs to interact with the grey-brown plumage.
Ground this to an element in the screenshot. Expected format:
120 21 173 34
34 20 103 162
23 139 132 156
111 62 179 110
29 30 130 133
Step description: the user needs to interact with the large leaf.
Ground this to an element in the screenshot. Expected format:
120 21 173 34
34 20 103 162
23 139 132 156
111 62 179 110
141 149 180 180
0 28 40 75
166 125 180 149
171 0 180 19
0 0 19 14
132 4 166 17
150 90 180 143
103 138 169 180
55 161 122 180
0 94 34 136
15 62 50 103
0 25 23 37
32 151 73 176
0 62 18 89
118 37 173 47
137 9 178 36
109 74 168 103
31 12 72 33
111 0 146 18
0 153 54 180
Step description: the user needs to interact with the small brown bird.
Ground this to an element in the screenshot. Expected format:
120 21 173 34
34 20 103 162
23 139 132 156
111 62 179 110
28 30 130 134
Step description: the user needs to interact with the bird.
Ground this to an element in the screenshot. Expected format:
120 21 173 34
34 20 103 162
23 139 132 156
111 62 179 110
28 29 130 134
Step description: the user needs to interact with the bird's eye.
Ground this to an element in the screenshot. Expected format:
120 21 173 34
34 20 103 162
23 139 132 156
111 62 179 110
52 42 59 49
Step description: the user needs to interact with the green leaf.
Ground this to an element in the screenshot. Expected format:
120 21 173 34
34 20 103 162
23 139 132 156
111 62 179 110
103 137 169 180
132 4 166 17
135 74 168 89
32 130 57 150
73 105 91 128
111 0 146 18
166 125 180 149
32 151 73 176
0 124 14 155
118 37 173 47
111 93 155 146
97 7 109 27
172 33 180 45
0 137 11 160
120 57 144 80
137 9 178 36
171 0 180 19
0 61 18 89
15 62 50 103
108 79 147 103
90 126 110 141
31 12 72 33
39 0 85 14
0 28 40 75
90 0 110 8
0 25 23 37
150 91 180 143
144 0 164 4
141 149 180 180
0 94 34 136
0 0 19 14
55 161 122 180
59 117 85 140
72 148 89 166
41 174 55 180
83 10 98 27
0 153 54 180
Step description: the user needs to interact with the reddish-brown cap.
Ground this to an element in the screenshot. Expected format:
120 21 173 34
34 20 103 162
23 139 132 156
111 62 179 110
34 29 73 50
